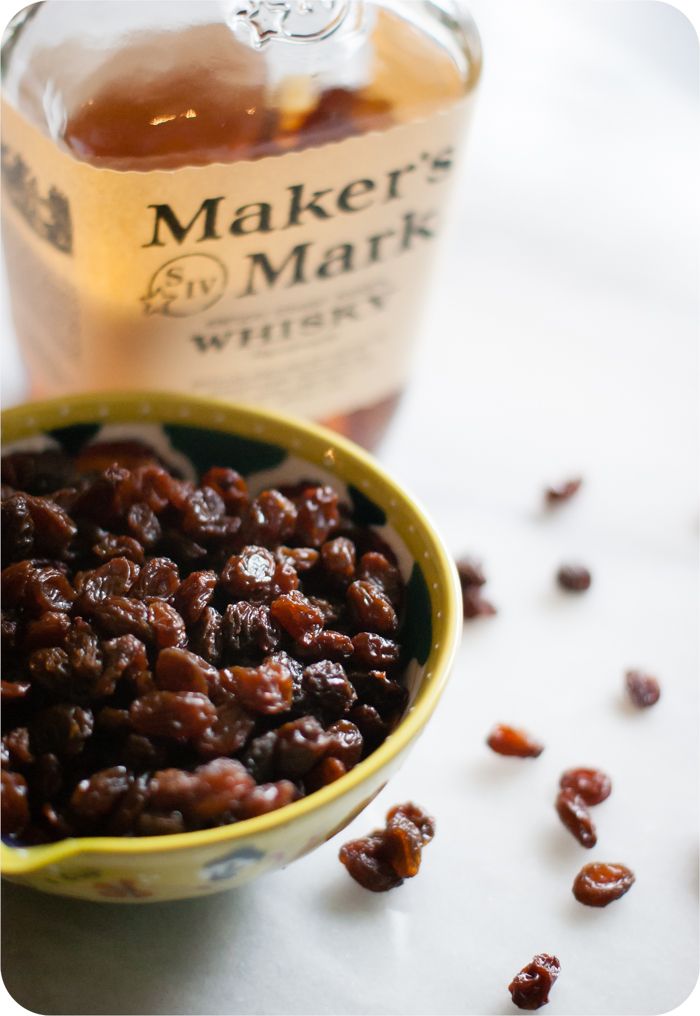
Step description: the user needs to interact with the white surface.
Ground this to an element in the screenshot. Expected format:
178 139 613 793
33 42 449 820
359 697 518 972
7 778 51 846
1 3 698 1015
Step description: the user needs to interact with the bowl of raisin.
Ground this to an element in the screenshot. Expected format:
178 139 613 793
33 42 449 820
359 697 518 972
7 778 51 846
1 392 461 902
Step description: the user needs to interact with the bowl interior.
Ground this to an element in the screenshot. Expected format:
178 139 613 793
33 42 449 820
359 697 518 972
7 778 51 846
1 392 461 864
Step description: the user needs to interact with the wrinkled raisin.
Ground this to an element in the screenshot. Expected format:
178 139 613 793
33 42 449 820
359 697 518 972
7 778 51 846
133 557 179 600
30 704 94 756
147 599 188 650
173 570 217 624
305 756 347 792
325 720 364 768
130 691 216 741
189 605 224 665
237 780 298 819
509 954 561 1010
358 552 402 604
557 564 591 592
150 758 254 824
545 477 582 505
487 724 543 758
303 660 357 717
456 555 486 589
349 703 388 754
572 862 635 907
94 595 151 641
625 669 660 708
200 467 248 515
1 769 30 834
155 647 216 694
555 789 597 847
275 546 319 572
321 537 356 583
270 590 325 642
23 611 71 651
296 630 354 661
294 486 340 546
221 546 276 601
246 490 297 545
228 656 294 715
76 557 139 607
275 716 330 779
339 834 403 892
351 670 407 719
386 802 435 845
195 700 255 758
347 580 398 635
241 730 278 783
351 632 400 669
224 601 280 655
383 810 423 878
461 586 497 619
560 768 611 806
93 533 145 565
70 766 133 823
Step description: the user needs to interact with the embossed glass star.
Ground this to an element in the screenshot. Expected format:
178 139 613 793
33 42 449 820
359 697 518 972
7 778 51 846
232 1 290 47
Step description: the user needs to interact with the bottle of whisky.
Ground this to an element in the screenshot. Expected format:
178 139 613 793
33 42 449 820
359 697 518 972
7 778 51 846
1 1 481 446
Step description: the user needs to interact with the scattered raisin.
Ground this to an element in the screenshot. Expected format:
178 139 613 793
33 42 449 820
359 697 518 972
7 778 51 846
487 724 543 758
339 801 434 892
545 477 582 505
560 768 611 806
508 954 561 1010
572 862 635 907
557 564 591 592
625 669 660 708
555 789 597 848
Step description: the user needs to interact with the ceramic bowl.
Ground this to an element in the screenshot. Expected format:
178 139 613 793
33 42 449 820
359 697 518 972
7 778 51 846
1 391 461 902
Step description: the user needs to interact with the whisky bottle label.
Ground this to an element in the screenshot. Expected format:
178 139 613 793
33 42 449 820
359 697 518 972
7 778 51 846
1 98 473 418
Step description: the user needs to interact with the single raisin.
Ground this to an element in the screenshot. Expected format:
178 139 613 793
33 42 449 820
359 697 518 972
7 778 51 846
383 810 424 878
173 570 217 624
227 655 294 715
94 595 151 641
130 691 216 741
557 564 592 592
133 557 179 600
305 756 347 792
93 533 145 565
347 580 398 635
275 716 330 779
223 600 280 655
321 537 357 583
30 704 94 756
23 611 72 651
302 660 357 717
508 954 561 1010
456 555 487 589
155 647 216 694
555 789 597 848
625 669 661 708
189 605 224 665
349 704 389 754
560 768 612 806
147 600 188 650
325 720 364 768
237 780 299 819
294 485 341 547
357 552 403 605
127 502 162 547
1 679 31 702
487 724 543 758
1 769 30 835
275 546 319 572
75 557 139 607
572 862 635 907
245 490 297 545
350 670 407 719
351 632 400 669
545 477 582 505
270 590 325 642
338 834 404 892
70 766 133 823
195 700 255 758
221 546 276 601
200 467 248 515
386 802 436 845
296 630 354 661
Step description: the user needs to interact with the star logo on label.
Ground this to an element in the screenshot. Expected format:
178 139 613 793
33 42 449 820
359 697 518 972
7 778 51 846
141 287 176 316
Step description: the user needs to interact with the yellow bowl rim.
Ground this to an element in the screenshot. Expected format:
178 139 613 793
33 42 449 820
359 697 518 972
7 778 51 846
1 391 462 874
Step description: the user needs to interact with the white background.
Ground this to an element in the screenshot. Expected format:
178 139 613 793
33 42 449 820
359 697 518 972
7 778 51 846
1 2 698 1014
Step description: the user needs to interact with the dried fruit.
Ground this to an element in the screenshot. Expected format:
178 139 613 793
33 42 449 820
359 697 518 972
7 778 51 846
221 546 276 601
339 801 434 891
508 954 560 1010
275 716 330 779
555 789 597 847
559 768 611 806
351 632 400 669
228 656 294 715
321 537 357 582
625 669 660 708
294 485 340 546
545 477 582 505
130 691 216 741
486 724 543 758
347 580 398 634
557 564 591 592
270 590 325 642
302 660 357 717
1 769 30 834
572 862 635 906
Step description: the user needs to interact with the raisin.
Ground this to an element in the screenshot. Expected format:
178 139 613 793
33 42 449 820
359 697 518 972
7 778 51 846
1 769 30 835
155 647 216 694
357 552 402 604
349 704 388 753
545 477 582 505
189 605 224 665
275 546 319 572
351 670 407 719
195 700 255 757
572 862 635 907
159 529 207 567
200 467 248 515
338 834 404 892
102 635 149 686
303 660 357 717
386 802 436 845
227 656 294 714
351 632 400 669
133 557 179 600
509 954 561 1010
107 773 150 835
24 611 72 651
121 734 167 772
487 724 543 758
30 704 94 756
65 618 114 698
555 789 597 847
127 502 162 547
2 494 35 561
70 766 133 823
347 580 398 635
72 465 129 523
3 562 75 614
181 486 234 542
150 758 254 824
270 590 325 642
296 630 354 661
461 586 497 620
275 716 330 779
325 720 364 768
75 557 139 607
24 495 77 555
383 810 424 878
1 449 72 495
560 768 611 806
1 677 31 702
130 691 216 741
136 812 186 836
221 546 277 601
2 727 34 768
321 537 356 583
237 780 299 819
294 485 341 546
305 756 347 792
92 595 151 642
246 490 297 545
557 564 591 592
223 601 280 655
173 570 217 624
456 555 487 588
93 533 145 565
625 669 661 708
241 730 278 783
75 440 160 476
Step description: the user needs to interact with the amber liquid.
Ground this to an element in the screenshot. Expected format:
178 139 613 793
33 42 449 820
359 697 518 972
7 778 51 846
56 12 473 446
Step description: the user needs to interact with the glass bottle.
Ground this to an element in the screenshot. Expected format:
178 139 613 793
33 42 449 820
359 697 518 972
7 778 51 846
1 1 481 446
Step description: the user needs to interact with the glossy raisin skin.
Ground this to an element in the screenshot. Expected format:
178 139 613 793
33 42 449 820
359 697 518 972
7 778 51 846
339 802 435 892
557 563 592 592
625 670 661 708
555 789 597 848
486 724 543 758
560 768 612 806
572 862 635 906
508 954 561 1010
1 445 409 842
456 555 497 619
